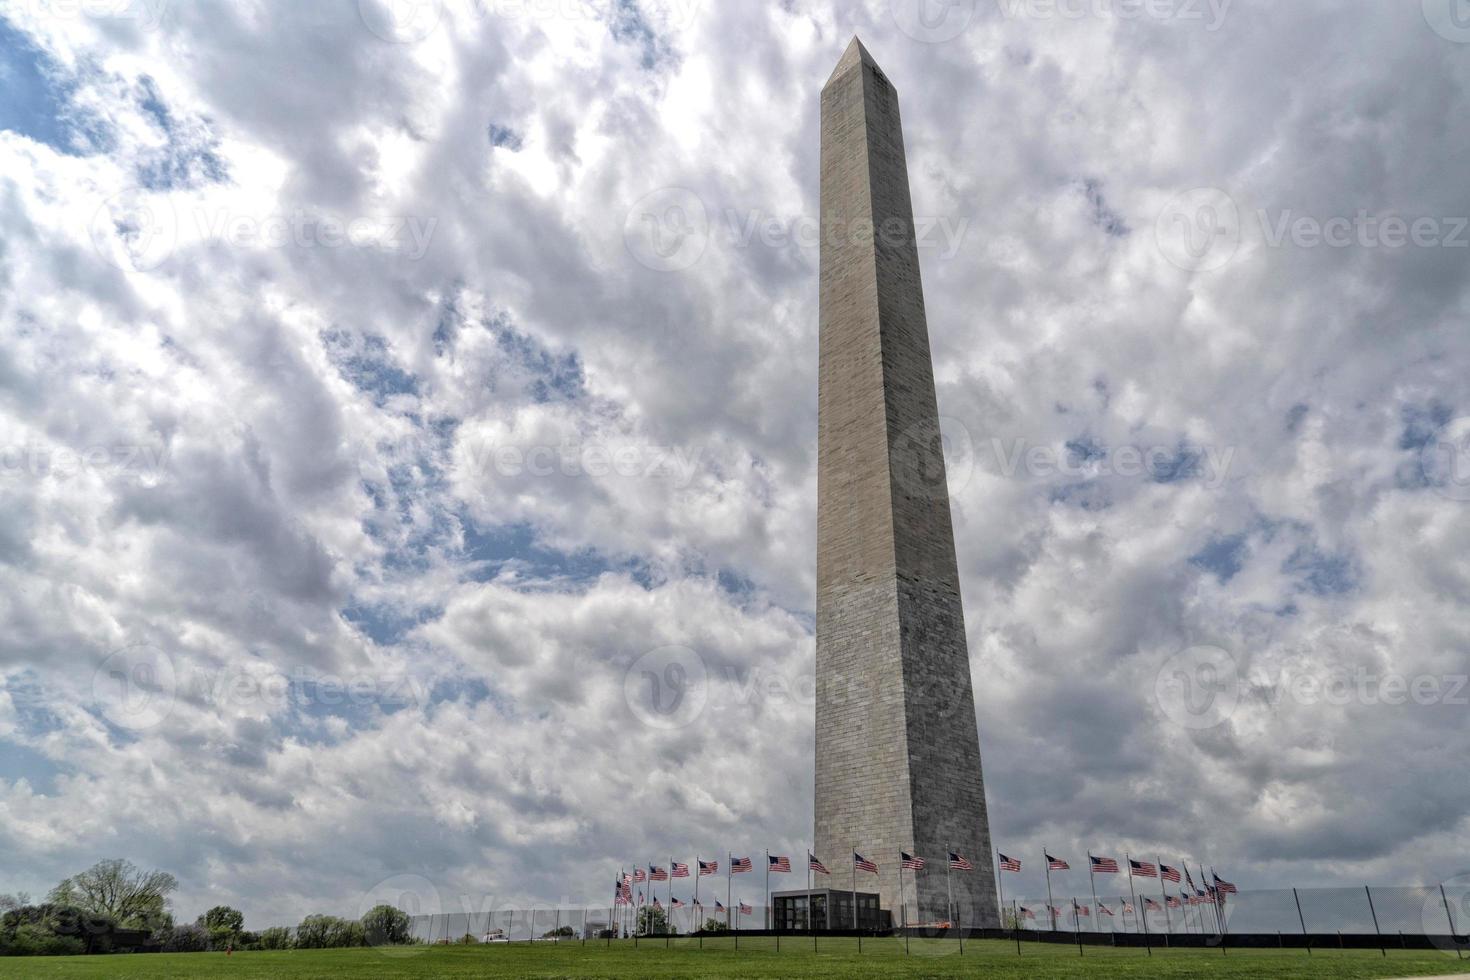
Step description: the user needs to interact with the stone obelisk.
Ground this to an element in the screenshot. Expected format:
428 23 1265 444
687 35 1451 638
814 37 998 929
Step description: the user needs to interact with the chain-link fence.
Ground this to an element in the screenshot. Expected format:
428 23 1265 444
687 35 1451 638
385 885 1468 950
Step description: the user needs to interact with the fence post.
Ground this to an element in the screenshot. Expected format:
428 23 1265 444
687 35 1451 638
1441 883 1464 960
1338 930 1344 956
1293 887 1311 955
1013 900 1021 956
1366 886 1386 958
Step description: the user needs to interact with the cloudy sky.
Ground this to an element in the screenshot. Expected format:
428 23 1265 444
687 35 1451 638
2 0 1469 929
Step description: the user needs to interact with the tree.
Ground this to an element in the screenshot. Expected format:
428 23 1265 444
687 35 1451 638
360 904 412 946
161 923 209 952
198 905 244 947
49 859 177 929
699 917 729 933
636 905 668 935
542 925 574 938
295 914 365 949
256 926 293 950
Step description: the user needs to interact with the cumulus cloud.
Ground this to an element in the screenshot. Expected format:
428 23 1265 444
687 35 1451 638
0 0 1467 926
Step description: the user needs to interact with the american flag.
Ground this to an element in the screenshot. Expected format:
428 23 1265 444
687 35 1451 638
614 880 629 906
1213 873 1238 895
998 853 1021 873
633 868 647 883
1186 867 1196 888
1046 853 1070 871
949 852 973 872
1019 906 1036 920
1166 896 1182 909
1090 855 1119 873
1047 905 1063 917
671 862 689 878
714 901 725 911
901 852 925 871
739 902 753 915
1122 902 1136 915
671 898 684 908
1098 903 1115 917
1144 897 1162 912
652 898 661 909
769 854 791 873
809 853 829 875
854 852 877 873
649 865 669 881
1130 859 1159 878
731 856 752 874
1076 904 1090 917
699 860 718 876
1161 864 1182 883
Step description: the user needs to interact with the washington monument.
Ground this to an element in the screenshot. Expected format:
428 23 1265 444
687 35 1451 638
814 38 998 928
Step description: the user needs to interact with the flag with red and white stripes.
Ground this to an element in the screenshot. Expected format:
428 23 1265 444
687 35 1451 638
1144 897 1162 912
649 865 669 881
1161 864 1182 883
1019 906 1036 920
671 862 689 878
633 868 646 883
698 860 718 876
998 853 1021 873
854 852 878 873
1090 855 1119 874
1213 873 1238 895
809 853 829 875
949 852 974 871
1130 859 1158 878
671 898 684 908
1076 904 1090 917
1047 854 1070 871
768 855 791 873
739 902 753 916
901 852 925 871
1166 896 1182 909
731 857 752 873
1098 903 1115 917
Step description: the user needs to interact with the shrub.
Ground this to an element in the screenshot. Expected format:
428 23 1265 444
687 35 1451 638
360 904 412 946
294 915 365 949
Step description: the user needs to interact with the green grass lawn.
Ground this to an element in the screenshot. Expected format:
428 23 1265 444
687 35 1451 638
2 937 1468 978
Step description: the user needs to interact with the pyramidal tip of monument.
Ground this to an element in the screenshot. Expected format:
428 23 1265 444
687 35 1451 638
825 35 877 87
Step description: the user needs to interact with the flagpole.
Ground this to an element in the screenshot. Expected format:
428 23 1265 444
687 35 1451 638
807 849 814 942
765 849 771 932
1158 854 1171 941
1087 852 1100 936
851 847 858 931
1044 847 1055 933
945 849 953 928
694 857 700 929
899 852 909 953
995 851 1005 917
1126 854 1139 933
732 852 740 934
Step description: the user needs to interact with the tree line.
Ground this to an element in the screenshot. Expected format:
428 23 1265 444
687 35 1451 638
0 859 415 956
